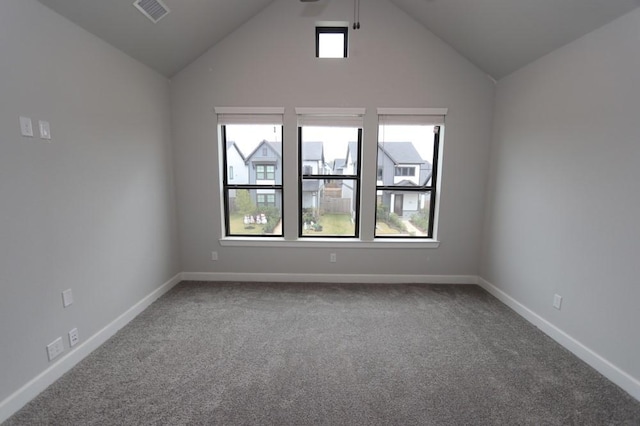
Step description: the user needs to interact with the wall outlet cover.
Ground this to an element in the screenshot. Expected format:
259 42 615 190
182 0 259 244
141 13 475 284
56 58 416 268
68 328 79 347
553 294 563 310
39 120 51 140
19 116 34 137
62 289 73 307
46 337 64 361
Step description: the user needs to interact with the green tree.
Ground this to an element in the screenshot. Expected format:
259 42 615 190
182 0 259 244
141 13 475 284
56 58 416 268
235 189 255 214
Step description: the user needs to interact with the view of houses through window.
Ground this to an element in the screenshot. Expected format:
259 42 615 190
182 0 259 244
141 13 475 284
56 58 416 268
219 110 443 240
376 121 439 238
222 124 283 236
299 126 361 237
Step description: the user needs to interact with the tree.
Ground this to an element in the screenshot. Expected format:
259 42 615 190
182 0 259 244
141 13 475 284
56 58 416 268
235 189 255 214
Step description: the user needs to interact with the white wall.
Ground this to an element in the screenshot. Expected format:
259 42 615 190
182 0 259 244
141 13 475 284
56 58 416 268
0 0 180 408
482 9 640 393
171 0 494 276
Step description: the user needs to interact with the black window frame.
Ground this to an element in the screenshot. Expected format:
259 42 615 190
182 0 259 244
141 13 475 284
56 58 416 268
375 125 441 239
221 124 283 237
315 26 348 58
298 126 362 238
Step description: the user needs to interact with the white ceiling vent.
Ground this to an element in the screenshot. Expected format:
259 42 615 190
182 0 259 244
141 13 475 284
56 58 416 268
133 0 170 23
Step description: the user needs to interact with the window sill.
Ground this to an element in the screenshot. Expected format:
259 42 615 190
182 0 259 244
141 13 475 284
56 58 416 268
219 237 440 249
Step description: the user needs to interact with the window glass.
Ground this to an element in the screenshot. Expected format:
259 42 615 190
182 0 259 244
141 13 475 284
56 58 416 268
222 124 283 236
316 27 348 58
299 125 361 237
376 122 440 238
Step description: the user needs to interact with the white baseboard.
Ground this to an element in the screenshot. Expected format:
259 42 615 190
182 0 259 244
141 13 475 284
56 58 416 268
181 272 479 285
478 277 640 402
0 273 182 424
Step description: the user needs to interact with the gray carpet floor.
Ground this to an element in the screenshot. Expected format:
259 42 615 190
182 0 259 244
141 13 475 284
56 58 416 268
6 282 640 425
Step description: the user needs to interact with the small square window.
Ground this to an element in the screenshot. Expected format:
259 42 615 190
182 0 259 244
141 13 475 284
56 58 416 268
316 27 348 58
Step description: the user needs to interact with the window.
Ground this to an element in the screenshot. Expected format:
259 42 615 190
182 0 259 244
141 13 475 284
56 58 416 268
394 167 416 177
298 109 364 237
257 193 276 208
256 164 275 181
217 109 283 237
316 27 348 58
376 110 444 239
216 107 444 246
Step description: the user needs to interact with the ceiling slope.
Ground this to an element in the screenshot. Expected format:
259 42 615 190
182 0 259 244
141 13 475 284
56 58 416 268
37 0 639 80
37 0 275 78
390 0 639 80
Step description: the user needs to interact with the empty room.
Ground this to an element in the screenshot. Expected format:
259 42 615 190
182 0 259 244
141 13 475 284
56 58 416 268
1 0 639 424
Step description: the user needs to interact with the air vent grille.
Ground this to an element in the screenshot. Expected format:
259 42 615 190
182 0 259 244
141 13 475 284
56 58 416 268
133 0 170 23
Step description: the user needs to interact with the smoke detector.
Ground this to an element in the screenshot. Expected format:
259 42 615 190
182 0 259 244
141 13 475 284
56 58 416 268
133 0 170 23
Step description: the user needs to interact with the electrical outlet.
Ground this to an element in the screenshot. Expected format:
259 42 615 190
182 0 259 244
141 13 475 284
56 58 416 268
62 289 73 308
553 294 562 310
68 328 79 347
211 251 218 261
19 116 34 137
330 253 337 263
46 337 64 361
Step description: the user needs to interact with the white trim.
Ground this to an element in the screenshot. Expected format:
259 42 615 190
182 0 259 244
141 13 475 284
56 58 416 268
0 273 183 423
478 277 640 402
214 107 284 115
219 237 440 249
377 108 448 116
315 21 349 28
295 107 366 116
181 272 475 284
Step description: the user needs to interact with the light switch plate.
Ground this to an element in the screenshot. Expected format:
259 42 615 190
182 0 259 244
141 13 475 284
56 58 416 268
62 289 73 308
20 116 34 137
553 294 562 310
39 120 51 140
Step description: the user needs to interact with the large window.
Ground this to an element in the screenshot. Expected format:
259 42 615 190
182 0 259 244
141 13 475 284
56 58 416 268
218 111 283 237
217 107 444 244
376 112 443 238
298 111 363 237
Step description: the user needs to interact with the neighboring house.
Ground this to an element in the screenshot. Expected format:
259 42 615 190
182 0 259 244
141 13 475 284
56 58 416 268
377 142 432 217
226 141 248 209
333 158 346 175
226 141 248 184
301 141 325 210
339 142 359 218
244 140 282 208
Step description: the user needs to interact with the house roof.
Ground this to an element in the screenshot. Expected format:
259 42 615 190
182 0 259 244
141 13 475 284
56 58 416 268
226 141 246 161
245 140 281 161
379 142 425 165
333 159 346 171
346 142 358 162
303 142 324 161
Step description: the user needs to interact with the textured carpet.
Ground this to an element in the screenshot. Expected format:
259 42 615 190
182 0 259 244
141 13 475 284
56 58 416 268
6 282 640 425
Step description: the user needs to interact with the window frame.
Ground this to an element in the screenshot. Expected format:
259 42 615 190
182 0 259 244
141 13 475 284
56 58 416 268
297 124 363 239
215 107 444 248
217 110 284 238
316 26 348 58
375 115 443 239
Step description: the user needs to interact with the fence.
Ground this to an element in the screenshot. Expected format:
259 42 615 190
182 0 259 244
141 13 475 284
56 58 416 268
320 197 351 214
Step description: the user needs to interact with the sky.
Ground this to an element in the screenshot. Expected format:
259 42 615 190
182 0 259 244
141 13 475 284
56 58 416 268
224 124 435 164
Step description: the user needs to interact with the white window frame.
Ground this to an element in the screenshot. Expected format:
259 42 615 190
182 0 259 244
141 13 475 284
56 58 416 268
215 107 445 248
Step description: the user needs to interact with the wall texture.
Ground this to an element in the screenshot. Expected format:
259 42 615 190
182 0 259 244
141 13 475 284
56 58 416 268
482 9 640 389
0 0 180 406
170 0 495 277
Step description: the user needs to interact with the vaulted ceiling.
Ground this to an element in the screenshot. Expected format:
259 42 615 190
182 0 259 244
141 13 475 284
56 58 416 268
37 0 638 80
